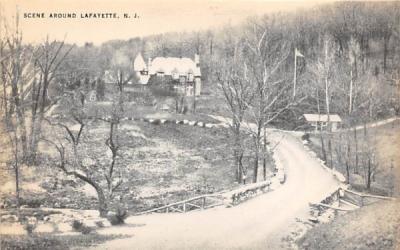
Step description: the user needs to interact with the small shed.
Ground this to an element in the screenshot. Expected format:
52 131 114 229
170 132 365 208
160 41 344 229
303 114 342 131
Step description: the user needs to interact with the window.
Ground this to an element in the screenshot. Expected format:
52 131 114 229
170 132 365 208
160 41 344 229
188 73 194 82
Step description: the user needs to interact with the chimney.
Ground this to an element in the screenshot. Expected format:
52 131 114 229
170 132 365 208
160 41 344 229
148 57 152 69
194 54 200 67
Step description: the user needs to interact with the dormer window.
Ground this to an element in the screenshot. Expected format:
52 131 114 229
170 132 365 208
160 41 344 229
188 73 194 82
172 68 179 79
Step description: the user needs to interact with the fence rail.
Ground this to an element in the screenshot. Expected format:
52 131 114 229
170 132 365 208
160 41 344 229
310 187 396 215
341 188 395 207
136 194 225 215
310 202 353 211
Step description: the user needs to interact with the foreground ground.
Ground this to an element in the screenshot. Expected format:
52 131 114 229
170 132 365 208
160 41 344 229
86 130 340 250
298 200 400 250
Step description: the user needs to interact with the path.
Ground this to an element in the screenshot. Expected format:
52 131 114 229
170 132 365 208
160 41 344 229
339 116 399 132
91 130 340 250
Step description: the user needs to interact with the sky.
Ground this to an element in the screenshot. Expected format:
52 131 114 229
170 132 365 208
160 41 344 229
1 0 331 45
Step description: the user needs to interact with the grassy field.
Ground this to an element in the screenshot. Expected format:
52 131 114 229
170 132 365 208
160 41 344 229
1 119 255 213
306 119 400 196
0 233 126 250
298 200 400 250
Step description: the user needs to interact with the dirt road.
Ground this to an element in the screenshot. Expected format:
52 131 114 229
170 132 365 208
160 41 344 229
91 130 340 250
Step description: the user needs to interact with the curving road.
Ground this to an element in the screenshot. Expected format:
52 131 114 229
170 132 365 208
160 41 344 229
90 129 340 250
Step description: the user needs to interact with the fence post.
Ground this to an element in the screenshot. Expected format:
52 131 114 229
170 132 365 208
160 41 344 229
183 203 186 212
202 197 206 209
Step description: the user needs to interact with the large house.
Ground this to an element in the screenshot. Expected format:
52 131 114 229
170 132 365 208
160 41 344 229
133 53 201 96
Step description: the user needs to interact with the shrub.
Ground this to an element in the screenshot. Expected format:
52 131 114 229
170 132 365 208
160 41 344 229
20 197 44 208
301 133 311 142
21 216 38 235
23 222 37 235
95 221 105 228
72 220 84 231
80 226 93 235
71 220 93 234
107 207 128 225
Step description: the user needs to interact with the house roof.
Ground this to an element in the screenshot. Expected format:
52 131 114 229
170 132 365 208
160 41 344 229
134 53 147 71
303 114 342 122
149 57 201 76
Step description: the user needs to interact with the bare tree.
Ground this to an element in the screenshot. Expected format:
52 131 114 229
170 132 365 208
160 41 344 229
216 33 254 184
348 36 361 114
310 35 336 130
43 99 128 217
361 124 379 190
243 17 303 182
107 49 137 113
0 8 33 211
28 37 73 162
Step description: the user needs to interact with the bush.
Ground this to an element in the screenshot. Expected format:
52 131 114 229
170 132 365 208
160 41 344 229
107 207 128 225
95 221 105 228
20 216 38 235
20 197 44 208
301 133 311 142
71 220 93 234
72 220 84 231
23 222 37 235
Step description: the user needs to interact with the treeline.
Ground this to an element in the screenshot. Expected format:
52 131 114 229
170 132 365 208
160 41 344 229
51 2 400 127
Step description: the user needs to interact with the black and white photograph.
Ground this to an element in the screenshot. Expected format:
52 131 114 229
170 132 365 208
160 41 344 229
0 0 399 249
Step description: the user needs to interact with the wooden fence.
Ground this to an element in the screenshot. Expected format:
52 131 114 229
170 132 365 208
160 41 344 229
310 187 396 216
137 180 274 215
341 189 395 207
136 194 225 215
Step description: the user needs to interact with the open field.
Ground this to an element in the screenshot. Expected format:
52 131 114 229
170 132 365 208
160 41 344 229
0 119 258 214
0 233 126 250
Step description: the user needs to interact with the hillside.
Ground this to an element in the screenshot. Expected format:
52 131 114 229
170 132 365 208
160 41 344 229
306 119 400 196
298 200 400 250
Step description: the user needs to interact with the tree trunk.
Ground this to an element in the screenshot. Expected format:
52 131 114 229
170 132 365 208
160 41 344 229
239 152 244 184
354 128 359 174
328 139 333 168
263 125 267 181
383 35 389 74
11 78 28 159
349 69 353 114
95 186 108 217
253 152 259 183
14 148 20 210
193 82 196 113
320 135 327 163
253 122 262 183
366 157 372 190
233 129 242 183
346 141 351 184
